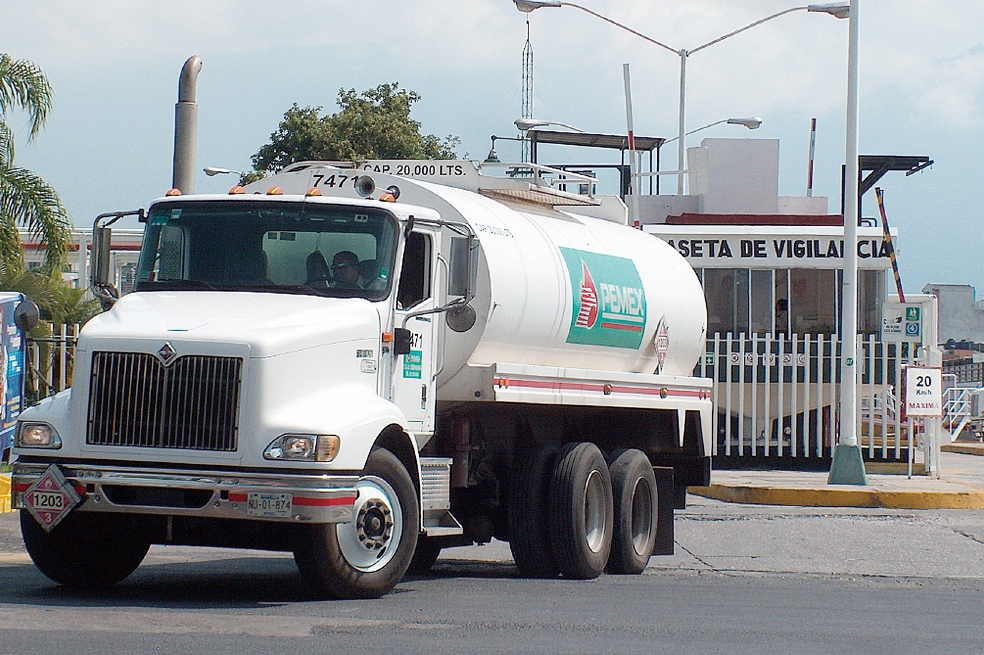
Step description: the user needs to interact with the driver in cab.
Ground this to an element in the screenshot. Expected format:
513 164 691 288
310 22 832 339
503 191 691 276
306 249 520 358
331 251 361 289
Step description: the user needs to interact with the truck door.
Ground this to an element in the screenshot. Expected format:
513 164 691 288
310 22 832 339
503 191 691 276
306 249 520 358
392 229 438 434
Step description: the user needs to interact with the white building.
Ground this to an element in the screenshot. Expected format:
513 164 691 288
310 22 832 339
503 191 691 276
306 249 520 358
22 227 143 294
922 283 984 344
641 138 894 338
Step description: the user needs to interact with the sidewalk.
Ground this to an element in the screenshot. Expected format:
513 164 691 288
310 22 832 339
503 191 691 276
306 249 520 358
691 447 984 509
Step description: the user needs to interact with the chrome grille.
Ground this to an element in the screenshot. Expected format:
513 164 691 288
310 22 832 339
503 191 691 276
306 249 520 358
87 352 242 451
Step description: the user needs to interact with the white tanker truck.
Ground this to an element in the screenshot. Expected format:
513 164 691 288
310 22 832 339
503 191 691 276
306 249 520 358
11 159 712 599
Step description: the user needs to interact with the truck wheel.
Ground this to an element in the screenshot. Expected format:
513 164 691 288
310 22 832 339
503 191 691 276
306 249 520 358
294 448 418 599
606 449 658 575
406 536 442 575
20 510 150 588
549 442 613 579
508 443 560 578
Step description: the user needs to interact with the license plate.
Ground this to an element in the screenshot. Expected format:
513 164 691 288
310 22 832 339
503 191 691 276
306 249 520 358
246 492 292 518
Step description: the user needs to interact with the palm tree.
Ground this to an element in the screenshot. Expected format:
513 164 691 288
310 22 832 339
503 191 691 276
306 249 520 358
0 53 71 276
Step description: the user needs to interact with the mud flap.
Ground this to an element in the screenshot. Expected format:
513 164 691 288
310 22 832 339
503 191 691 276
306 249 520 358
652 466 675 556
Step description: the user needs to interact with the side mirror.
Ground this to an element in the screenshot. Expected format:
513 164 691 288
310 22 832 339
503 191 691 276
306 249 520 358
446 304 476 332
447 237 473 297
92 225 113 288
393 327 412 356
13 300 40 332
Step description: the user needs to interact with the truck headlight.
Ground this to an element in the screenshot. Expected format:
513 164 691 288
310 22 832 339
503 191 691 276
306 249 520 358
16 422 62 449
264 434 340 462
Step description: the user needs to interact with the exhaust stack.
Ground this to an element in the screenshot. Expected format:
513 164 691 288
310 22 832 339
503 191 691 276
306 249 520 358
172 55 202 194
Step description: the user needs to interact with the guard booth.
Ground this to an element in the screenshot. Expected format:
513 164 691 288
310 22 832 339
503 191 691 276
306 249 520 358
636 141 934 466
646 213 915 465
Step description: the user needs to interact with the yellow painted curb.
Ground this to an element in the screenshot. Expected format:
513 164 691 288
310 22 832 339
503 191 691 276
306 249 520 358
0 474 10 514
942 443 984 456
689 484 984 510
865 461 926 475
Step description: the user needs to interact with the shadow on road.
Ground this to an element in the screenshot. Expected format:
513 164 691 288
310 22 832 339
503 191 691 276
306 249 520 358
1 551 528 609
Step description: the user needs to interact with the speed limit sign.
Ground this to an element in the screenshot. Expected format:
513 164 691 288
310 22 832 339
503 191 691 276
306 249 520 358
903 366 943 418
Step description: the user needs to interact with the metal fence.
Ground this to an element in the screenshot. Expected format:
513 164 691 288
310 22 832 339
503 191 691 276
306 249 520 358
22 325 932 464
697 333 921 461
26 323 80 402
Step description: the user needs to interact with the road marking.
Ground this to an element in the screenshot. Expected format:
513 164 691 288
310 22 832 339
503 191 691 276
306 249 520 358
0 607 458 637
0 553 31 565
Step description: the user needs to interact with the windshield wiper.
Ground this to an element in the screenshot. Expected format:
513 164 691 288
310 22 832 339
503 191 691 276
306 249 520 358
235 284 328 297
138 279 216 291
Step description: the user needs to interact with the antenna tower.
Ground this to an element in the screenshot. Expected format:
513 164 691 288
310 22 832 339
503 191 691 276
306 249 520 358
522 20 534 162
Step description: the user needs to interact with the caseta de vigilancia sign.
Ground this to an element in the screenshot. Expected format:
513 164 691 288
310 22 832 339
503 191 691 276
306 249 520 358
903 366 943 418
645 227 895 270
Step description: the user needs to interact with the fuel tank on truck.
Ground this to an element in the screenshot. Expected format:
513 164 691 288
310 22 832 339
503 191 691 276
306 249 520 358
246 162 708 399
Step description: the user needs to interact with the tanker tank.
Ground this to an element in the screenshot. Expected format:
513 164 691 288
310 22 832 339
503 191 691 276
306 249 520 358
246 164 708 397
305 170 708 398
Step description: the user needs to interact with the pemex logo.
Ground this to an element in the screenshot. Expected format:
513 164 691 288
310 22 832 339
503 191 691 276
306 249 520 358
575 262 599 329
561 247 647 350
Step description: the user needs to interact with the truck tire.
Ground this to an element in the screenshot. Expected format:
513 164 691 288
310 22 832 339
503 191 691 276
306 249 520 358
20 510 150 588
293 447 418 599
508 443 560 578
406 536 442 575
606 449 658 574
549 442 613 579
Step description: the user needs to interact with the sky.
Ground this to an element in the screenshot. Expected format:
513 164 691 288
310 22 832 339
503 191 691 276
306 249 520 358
2 0 982 294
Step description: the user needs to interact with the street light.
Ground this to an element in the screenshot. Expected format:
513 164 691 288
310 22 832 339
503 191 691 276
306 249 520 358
515 1 848 194
661 116 762 145
654 117 762 194
515 117 586 132
203 166 244 176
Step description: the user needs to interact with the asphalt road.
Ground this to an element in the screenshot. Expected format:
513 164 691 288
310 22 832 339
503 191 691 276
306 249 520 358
2 497 983 655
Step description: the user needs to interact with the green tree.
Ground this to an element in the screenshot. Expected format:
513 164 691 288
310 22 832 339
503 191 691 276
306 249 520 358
0 54 72 277
251 83 460 176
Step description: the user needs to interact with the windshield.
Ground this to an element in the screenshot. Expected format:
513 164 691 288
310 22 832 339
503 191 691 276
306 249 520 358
135 199 398 300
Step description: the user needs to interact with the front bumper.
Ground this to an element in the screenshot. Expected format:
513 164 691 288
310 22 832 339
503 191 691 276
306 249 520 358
12 462 357 524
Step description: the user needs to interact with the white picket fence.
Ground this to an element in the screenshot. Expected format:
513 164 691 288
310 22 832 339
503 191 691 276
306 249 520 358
697 333 921 461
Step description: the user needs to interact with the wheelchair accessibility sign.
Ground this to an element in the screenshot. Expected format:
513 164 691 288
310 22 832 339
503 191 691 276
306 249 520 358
882 302 923 343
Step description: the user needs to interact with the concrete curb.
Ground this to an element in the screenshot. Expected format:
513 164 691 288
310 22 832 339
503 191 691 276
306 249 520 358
942 443 984 456
689 483 984 510
0 474 10 514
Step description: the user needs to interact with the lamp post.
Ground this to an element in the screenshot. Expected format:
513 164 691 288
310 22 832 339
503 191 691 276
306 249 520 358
485 134 529 163
656 117 761 194
660 116 762 145
514 1 848 195
828 0 867 485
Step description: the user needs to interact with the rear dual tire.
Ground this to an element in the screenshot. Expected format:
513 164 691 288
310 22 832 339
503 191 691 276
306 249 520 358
606 449 658 575
510 443 659 579
549 442 614 580
508 443 561 578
